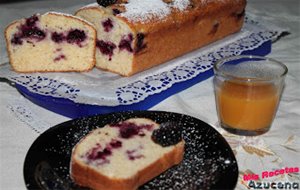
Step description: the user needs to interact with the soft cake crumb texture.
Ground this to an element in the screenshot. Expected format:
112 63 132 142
74 118 175 179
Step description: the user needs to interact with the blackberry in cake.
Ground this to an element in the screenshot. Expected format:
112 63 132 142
70 118 185 190
152 121 183 147
5 12 96 72
75 0 246 76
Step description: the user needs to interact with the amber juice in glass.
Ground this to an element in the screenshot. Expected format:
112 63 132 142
213 55 287 136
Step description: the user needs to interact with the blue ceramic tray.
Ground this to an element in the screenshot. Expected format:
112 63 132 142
16 41 272 119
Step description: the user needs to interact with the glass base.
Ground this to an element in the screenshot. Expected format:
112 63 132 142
221 123 270 136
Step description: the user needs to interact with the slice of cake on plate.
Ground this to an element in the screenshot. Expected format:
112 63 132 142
70 118 185 190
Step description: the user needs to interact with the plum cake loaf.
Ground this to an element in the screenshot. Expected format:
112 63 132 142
5 12 96 72
75 0 247 76
70 118 185 190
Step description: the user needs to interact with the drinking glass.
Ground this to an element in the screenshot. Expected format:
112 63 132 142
213 55 288 136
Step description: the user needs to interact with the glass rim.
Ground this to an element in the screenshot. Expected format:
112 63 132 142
213 55 288 82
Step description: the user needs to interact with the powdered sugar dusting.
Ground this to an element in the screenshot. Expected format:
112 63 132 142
121 0 192 22
121 0 171 22
171 0 190 11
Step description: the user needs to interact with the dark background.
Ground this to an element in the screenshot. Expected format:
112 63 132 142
0 0 41 3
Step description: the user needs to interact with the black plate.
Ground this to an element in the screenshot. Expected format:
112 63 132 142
24 111 238 190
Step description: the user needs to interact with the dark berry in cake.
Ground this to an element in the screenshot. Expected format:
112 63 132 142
112 9 121 15
22 27 46 39
87 146 112 160
110 121 153 139
97 0 117 7
11 35 23 45
96 40 116 61
126 149 144 160
109 140 122 148
66 29 86 44
22 15 45 39
11 15 46 45
135 33 147 53
102 18 114 32
25 15 39 27
118 34 133 52
151 121 183 147
117 122 140 139
54 54 66 62
51 32 64 43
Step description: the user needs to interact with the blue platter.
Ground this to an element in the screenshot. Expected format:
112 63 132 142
16 41 272 119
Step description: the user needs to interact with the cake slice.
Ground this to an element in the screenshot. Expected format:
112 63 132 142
70 118 185 190
5 12 96 72
75 0 246 76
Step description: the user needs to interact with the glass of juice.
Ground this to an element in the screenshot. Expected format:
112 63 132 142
213 55 288 136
